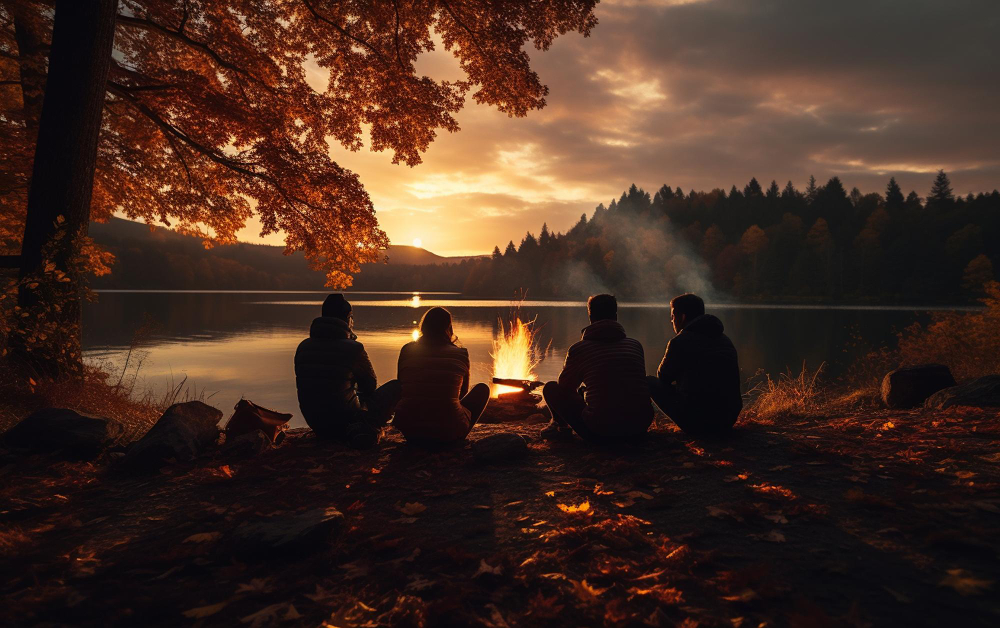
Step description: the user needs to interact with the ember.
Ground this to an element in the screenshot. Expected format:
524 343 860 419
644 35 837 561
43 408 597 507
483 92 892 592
491 315 542 397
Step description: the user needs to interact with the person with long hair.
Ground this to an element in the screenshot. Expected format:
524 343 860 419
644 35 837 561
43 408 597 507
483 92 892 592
393 307 490 444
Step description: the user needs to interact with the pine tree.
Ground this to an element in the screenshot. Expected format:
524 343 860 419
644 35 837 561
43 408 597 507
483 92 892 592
744 177 764 198
539 223 551 248
885 177 904 210
928 170 954 207
503 240 517 258
781 181 798 199
805 175 819 203
766 180 780 200
491 245 502 261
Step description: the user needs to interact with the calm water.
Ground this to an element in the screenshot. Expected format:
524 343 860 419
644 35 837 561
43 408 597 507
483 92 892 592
82 291 962 428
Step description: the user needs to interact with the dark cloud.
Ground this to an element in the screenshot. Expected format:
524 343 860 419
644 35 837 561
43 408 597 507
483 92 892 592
249 0 1000 254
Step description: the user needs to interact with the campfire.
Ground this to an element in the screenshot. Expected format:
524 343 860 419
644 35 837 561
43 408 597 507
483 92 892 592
490 315 543 397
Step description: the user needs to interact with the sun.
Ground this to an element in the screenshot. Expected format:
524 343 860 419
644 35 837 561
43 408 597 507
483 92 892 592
412 237 422 248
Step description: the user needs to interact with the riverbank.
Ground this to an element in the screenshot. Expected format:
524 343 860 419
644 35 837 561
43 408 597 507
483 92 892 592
3 398 999 626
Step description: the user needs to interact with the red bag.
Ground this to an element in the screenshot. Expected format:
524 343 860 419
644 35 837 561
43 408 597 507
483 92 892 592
224 399 292 445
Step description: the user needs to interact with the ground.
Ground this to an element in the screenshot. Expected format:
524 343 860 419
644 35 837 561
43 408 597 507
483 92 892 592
2 398 999 627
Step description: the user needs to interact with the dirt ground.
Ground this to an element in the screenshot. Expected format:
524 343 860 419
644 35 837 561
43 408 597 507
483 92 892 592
2 396 999 627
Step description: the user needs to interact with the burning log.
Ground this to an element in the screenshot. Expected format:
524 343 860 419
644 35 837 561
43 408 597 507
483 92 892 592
491 312 543 397
491 378 544 393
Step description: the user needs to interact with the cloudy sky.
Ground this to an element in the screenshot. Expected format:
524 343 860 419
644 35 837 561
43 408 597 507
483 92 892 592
248 0 1000 256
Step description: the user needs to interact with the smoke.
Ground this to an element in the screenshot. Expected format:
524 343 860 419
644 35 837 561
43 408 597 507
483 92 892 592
553 206 720 303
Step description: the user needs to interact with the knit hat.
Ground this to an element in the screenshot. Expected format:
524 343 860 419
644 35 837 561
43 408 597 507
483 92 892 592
322 294 352 319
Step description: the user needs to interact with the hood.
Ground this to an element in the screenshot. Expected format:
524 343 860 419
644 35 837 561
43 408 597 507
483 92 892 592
680 314 724 337
581 319 627 342
309 316 356 341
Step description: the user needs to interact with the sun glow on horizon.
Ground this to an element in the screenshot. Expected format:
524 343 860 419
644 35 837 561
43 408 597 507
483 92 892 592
412 237 422 247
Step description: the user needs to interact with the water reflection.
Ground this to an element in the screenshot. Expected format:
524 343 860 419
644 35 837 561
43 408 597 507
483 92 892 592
82 291 946 428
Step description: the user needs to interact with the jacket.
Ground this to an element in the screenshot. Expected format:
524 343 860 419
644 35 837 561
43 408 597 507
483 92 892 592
392 340 473 443
294 316 378 434
656 314 742 423
559 320 653 435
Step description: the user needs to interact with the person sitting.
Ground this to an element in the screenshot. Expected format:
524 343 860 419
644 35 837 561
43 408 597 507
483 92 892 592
393 307 490 445
541 294 652 442
294 294 401 449
647 293 742 437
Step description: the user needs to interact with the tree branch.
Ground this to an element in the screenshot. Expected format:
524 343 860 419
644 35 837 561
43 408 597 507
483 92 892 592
300 0 390 67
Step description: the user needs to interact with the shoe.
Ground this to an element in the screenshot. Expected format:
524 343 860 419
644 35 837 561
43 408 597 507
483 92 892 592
345 422 380 450
540 420 574 441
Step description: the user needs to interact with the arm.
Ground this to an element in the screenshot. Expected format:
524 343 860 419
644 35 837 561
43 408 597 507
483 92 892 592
656 338 683 384
557 345 584 392
459 348 470 398
354 345 378 396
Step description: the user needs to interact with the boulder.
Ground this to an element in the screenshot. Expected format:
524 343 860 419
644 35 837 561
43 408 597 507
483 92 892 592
231 507 343 559
924 375 1000 410
881 364 955 409
221 429 273 459
2 408 124 459
121 401 222 472
472 433 529 464
526 413 550 425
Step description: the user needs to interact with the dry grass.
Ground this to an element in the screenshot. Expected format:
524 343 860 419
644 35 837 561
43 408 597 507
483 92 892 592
740 362 825 424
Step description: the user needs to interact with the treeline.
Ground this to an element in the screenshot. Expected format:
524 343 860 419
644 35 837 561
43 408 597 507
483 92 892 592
93 172 1000 303
452 171 999 303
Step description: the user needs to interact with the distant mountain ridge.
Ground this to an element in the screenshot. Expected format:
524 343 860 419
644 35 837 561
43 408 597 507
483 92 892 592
89 217 484 290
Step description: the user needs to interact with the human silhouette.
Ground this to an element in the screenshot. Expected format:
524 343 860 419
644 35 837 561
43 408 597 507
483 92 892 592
541 294 652 442
393 307 490 445
294 294 401 448
647 293 742 437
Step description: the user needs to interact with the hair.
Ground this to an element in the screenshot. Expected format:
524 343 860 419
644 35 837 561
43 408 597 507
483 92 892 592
323 293 352 320
669 293 705 319
418 307 458 345
587 293 618 322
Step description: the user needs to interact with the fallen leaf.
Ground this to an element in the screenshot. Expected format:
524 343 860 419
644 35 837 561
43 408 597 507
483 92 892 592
765 530 786 543
557 500 591 514
183 602 227 618
398 502 426 516
764 513 788 524
544 491 556 497
473 559 503 577
241 603 285 627
283 604 302 620
882 586 911 603
722 589 757 603
768 465 790 471
183 532 221 543
939 569 993 596
571 578 606 602
405 575 434 591
236 578 271 593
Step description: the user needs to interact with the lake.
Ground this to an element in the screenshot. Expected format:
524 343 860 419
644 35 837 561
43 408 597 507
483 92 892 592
82 291 965 428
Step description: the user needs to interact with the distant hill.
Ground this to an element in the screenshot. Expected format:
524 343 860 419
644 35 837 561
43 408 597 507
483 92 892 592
89 217 484 290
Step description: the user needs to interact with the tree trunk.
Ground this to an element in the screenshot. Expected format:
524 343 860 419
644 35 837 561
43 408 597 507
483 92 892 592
15 0 117 374
10 2 48 138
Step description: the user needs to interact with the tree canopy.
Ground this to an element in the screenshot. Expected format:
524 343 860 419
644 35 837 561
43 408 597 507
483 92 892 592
1 0 598 286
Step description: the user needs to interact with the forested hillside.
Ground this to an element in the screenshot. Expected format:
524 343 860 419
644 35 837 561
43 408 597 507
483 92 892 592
91 171 999 303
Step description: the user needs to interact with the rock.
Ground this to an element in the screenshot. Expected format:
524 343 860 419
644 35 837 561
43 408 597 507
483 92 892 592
472 433 529 463
881 364 955 409
221 429 273 459
231 507 343 559
924 375 1000 410
526 413 549 425
2 408 124 459
121 401 222 472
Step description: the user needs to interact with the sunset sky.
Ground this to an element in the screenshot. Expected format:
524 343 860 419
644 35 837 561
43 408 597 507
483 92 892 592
244 0 1000 257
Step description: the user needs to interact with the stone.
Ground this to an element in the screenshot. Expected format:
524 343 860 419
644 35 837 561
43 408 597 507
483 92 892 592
121 401 222 472
526 413 549 425
924 375 1000 410
2 408 124 459
471 433 529 463
881 364 955 409
221 429 273 459
231 507 343 559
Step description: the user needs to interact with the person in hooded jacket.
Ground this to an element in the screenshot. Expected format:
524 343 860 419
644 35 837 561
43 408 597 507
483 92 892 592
541 294 653 442
393 307 491 445
648 293 742 437
294 294 401 448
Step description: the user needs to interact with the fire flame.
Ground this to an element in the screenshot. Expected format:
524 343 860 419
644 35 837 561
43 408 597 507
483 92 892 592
491 316 541 397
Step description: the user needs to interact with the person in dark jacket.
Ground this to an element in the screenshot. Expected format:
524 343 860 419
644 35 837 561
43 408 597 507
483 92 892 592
648 293 742 437
393 307 490 445
541 294 652 442
294 294 401 448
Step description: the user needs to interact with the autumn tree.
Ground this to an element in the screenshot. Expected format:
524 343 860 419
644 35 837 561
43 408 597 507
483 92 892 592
0 0 598 370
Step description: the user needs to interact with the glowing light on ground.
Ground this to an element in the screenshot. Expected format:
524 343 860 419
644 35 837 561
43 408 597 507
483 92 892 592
491 315 541 397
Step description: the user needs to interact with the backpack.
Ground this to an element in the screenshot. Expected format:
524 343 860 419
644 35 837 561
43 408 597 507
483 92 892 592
224 399 292 445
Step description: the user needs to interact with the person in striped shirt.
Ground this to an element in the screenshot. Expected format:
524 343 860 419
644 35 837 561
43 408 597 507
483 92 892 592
541 294 653 441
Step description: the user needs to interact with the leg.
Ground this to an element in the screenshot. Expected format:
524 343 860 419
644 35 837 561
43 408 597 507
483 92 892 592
646 376 707 436
363 379 402 427
460 382 491 429
542 381 600 442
